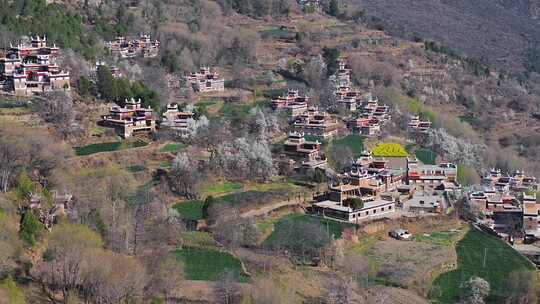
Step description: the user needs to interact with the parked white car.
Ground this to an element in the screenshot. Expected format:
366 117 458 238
389 229 412 240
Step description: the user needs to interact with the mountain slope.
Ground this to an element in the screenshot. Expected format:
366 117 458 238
356 0 540 72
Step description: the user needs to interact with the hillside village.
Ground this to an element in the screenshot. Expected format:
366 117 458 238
1 0 540 303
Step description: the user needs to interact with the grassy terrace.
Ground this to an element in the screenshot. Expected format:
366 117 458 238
264 213 357 245
159 143 187 153
201 182 243 196
0 106 31 115
74 140 147 156
173 200 204 221
413 230 460 247
173 182 300 221
431 227 535 303
174 248 249 282
259 27 296 40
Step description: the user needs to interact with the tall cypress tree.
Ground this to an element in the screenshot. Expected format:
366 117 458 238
327 0 339 17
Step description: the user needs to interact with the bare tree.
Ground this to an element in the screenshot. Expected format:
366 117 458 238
0 123 68 192
217 269 238 304
211 205 261 248
251 278 296 304
83 250 146 303
146 256 184 303
302 55 327 90
32 223 104 303
35 92 76 138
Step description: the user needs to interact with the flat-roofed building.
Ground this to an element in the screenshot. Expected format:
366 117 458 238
406 193 443 214
312 197 395 223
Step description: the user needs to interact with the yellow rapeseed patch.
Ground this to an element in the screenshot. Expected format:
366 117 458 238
372 143 409 157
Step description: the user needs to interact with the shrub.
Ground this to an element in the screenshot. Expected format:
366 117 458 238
408 98 437 123
343 197 363 210
457 163 480 186
19 210 44 246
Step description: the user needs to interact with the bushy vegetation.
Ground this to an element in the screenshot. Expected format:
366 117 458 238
322 46 340 77
264 213 356 263
331 135 365 156
265 213 355 243
457 163 480 186
96 66 161 110
0 276 25 304
19 210 44 246
372 143 408 157
0 0 99 58
408 98 436 123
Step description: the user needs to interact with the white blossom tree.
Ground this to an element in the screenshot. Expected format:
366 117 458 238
461 276 490 304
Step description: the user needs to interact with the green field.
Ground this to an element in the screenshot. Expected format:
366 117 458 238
431 227 535 303
126 164 146 173
160 143 187 153
174 248 249 282
413 231 459 247
415 148 437 165
201 182 243 196
259 27 296 40
172 200 204 221
264 213 356 245
0 106 31 115
331 135 365 156
74 140 147 156
371 143 408 157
